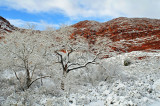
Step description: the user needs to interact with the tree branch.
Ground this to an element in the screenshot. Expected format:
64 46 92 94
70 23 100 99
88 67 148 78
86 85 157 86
28 76 51 88
9 49 24 61
31 63 39 79
55 51 65 71
43 47 47 57
13 70 24 91
52 61 61 65
67 52 99 73
67 61 94 73
67 63 81 69
66 47 73 65
29 45 35 54
67 47 73 57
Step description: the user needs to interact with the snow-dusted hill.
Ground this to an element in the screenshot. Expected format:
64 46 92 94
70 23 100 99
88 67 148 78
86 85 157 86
1 16 160 53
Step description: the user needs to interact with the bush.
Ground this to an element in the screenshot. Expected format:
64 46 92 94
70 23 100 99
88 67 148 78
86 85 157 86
124 59 131 66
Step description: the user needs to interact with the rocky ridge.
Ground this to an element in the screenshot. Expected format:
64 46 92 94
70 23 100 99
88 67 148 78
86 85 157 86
71 17 160 54
0 16 17 35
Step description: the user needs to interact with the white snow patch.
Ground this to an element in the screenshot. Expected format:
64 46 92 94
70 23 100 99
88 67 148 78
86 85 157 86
1 70 14 79
152 79 160 92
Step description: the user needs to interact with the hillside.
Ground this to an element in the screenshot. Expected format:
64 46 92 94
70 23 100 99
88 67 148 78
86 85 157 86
71 17 160 53
0 16 160 54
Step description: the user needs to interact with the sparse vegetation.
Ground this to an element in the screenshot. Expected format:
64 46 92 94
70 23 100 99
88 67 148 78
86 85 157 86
124 59 131 66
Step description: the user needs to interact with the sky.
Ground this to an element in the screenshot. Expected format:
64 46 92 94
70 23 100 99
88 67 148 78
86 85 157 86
0 0 160 30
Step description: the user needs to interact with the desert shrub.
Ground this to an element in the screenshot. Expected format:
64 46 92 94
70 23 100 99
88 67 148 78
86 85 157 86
99 58 131 83
124 59 131 66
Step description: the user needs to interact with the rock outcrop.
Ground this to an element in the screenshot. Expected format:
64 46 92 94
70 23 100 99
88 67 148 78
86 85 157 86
0 16 17 35
71 17 160 53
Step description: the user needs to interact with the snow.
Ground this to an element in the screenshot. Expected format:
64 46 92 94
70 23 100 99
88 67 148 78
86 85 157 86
87 100 104 106
152 79 160 92
1 50 160 106
1 70 15 79
150 102 160 106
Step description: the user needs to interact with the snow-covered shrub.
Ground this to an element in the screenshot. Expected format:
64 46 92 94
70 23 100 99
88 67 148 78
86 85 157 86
124 58 131 66
80 63 109 85
100 58 131 83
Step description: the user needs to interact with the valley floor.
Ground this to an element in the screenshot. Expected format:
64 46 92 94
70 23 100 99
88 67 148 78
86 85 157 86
0 51 160 106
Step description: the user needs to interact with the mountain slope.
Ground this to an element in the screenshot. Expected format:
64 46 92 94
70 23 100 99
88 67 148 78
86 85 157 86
0 16 160 54
71 17 160 53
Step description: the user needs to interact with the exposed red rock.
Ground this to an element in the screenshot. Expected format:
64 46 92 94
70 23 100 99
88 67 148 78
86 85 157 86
0 16 17 35
71 17 160 54
136 56 149 60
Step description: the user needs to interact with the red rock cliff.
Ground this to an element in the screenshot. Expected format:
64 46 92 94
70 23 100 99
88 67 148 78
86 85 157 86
71 17 160 53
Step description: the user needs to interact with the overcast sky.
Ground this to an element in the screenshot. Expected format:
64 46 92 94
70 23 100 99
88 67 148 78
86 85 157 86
0 0 160 30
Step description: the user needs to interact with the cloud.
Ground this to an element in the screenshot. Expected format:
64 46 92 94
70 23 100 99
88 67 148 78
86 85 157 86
1 0 160 18
8 18 60 30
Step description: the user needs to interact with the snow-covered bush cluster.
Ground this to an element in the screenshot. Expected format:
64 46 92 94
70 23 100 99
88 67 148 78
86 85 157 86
0 26 160 106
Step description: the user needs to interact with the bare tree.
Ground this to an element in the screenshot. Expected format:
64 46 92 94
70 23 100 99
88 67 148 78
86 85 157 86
12 45 51 90
1 31 51 91
45 25 56 31
42 25 99 90
55 47 99 90
25 22 37 30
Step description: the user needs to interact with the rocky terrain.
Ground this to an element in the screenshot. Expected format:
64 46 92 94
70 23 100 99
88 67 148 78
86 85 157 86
71 17 160 53
0 16 17 35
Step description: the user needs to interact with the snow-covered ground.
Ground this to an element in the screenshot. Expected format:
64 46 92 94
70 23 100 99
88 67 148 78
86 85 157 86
0 51 160 106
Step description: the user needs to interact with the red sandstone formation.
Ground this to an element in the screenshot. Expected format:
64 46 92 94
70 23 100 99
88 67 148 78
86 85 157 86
71 17 160 53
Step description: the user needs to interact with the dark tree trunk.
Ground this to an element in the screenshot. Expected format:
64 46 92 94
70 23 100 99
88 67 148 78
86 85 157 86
26 69 31 88
61 68 67 90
